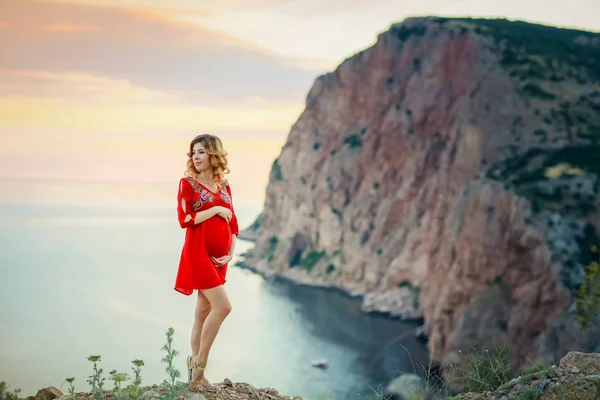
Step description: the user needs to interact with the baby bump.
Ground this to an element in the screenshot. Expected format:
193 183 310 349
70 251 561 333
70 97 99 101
203 216 232 257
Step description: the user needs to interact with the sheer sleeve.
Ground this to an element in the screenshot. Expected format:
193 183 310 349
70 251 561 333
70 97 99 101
177 178 197 229
226 184 239 236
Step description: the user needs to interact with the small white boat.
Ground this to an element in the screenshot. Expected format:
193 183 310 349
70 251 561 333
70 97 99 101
312 359 328 369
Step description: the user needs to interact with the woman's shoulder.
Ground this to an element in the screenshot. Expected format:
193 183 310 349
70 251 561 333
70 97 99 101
221 179 233 193
180 175 195 183
179 176 196 190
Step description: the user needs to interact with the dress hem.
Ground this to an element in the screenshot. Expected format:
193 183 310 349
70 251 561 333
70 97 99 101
174 280 227 296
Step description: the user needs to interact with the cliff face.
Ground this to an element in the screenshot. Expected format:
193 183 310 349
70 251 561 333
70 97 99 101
240 17 600 366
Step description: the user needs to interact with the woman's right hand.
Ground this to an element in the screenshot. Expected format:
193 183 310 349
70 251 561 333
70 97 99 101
213 206 232 223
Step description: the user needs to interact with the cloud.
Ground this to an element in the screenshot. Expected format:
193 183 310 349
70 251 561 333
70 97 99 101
0 69 171 102
43 23 100 32
40 0 215 18
237 0 395 17
40 0 390 17
0 0 326 106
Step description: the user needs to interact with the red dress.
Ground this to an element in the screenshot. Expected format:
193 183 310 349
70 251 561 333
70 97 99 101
174 176 239 295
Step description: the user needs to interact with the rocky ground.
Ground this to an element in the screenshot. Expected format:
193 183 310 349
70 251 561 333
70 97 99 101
24 380 303 400
452 352 600 400
20 351 600 400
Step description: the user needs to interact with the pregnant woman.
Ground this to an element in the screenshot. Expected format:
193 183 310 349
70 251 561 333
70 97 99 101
174 134 239 392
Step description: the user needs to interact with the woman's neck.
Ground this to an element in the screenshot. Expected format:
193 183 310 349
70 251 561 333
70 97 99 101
196 171 213 182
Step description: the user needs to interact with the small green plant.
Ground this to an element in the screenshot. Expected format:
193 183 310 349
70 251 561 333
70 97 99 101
446 345 514 393
518 387 541 399
109 370 129 400
521 362 551 376
519 372 535 383
391 342 451 399
64 377 76 400
344 134 363 149
291 250 326 272
87 355 106 400
161 327 181 400
271 157 283 181
575 246 600 328
128 359 144 400
266 236 279 261
0 382 21 400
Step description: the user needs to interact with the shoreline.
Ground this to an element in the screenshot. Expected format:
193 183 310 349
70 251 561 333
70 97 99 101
233 237 426 327
232 258 427 327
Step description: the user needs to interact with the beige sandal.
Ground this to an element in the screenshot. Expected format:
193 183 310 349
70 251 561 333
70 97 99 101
188 356 218 393
186 356 193 383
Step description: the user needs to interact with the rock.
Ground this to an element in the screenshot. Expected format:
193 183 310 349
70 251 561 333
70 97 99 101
240 15 600 367
26 387 63 400
158 381 187 392
415 325 427 336
558 351 600 376
185 393 207 400
234 382 259 397
385 374 427 400
361 287 422 319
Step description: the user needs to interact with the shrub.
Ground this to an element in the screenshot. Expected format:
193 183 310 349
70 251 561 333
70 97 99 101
445 345 514 393
575 246 600 328
344 134 363 149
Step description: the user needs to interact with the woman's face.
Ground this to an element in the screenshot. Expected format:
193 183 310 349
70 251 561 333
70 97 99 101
192 142 210 173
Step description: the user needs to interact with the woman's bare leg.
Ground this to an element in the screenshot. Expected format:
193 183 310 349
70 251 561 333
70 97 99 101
191 291 212 355
197 285 231 363
190 285 231 391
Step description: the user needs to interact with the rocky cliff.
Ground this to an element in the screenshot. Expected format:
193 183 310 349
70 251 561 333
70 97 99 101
239 17 600 367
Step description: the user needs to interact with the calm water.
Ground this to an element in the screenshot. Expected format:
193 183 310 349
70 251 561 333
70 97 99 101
0 201 428 400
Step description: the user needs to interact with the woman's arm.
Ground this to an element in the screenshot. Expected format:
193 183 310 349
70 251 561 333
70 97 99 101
188 208 218 226
226 183 239 256
178 178 218 228
228 234 237 257
227 184 238 257
225 183 240 236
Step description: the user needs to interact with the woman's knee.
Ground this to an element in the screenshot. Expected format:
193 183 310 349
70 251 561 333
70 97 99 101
195 302 212 321
201 286 232 319
214 302 232 319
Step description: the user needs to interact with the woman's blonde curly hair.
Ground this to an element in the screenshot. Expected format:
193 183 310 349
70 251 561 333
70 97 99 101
185 134 230 188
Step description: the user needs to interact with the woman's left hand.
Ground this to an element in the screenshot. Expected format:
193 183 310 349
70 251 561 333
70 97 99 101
211 255 232 267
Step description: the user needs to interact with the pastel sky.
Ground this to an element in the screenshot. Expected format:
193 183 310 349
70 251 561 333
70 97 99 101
2 0 599 204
